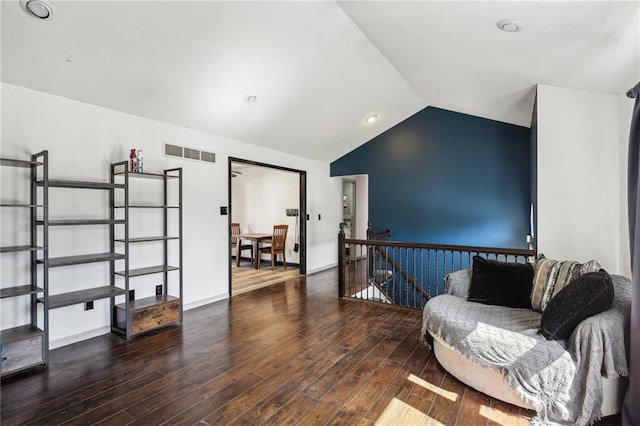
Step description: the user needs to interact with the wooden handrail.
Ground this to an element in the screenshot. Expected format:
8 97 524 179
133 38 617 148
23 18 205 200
349 238 535 258
366 220 391 240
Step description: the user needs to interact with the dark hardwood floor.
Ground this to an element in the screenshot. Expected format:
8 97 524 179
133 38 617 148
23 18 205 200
1 268 621 425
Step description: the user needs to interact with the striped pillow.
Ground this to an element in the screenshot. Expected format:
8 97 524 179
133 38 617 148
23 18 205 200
530 254 602 312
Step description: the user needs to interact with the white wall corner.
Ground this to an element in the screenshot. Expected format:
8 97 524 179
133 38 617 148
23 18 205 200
537 84 624 272
619 94 634 277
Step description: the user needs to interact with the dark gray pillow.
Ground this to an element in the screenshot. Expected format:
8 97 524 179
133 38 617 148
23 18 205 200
468 256 533 308
540 269 614 340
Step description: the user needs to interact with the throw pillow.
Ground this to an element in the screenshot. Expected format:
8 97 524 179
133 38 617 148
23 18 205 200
530 254 602 312
468 256 534 308
540 269 614 340
445 268 472 299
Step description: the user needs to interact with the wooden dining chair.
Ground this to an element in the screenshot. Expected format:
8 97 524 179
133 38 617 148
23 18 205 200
258 224 288 271
231 223 253 267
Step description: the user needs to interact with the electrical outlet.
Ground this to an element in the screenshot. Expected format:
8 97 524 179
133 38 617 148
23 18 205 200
156 285 163 295
129 289 135 300
84 301 93 311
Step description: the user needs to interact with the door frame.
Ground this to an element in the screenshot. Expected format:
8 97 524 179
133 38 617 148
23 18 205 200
227 157 307 296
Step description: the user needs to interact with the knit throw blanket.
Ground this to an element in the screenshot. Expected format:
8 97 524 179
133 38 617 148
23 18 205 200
421 275 631 425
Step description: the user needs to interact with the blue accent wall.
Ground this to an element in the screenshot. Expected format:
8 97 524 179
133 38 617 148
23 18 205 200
331 106 531 249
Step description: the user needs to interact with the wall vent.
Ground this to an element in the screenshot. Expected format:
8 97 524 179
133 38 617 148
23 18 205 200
163 142 215 165
200 151 216 163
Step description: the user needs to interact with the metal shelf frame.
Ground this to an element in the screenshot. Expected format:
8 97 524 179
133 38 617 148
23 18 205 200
0 151 49 373
111 164 183 339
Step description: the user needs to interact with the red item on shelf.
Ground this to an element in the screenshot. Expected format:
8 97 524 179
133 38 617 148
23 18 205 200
130 148 137 173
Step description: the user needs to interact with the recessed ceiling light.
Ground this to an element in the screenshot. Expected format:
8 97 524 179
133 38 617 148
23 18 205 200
20 0 55 20
365 115 378 124
497 19 523 33
244 95 258 104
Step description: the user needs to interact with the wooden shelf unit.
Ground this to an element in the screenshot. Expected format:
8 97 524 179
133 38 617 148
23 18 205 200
0 285 44 299
41 252 126 267
111 165 183 338
36 157 127 346
0 151 48 376
43 286 127 309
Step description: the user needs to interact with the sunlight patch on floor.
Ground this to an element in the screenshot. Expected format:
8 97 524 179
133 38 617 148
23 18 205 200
479 404 522 425
408 374 458 402
375 397 445 425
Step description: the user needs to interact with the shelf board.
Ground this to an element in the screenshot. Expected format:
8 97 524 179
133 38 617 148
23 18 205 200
114 236 179 243
43 286 127 309
0 285 44 299
38 219 126 226
0 203 43 208
41 252 125 267
115 265 180 277
37 179 125 190
114 205 179 209
0 158 42 168
1 324 44 344
0 245 43 253
115 171 180 179
115 294 179 310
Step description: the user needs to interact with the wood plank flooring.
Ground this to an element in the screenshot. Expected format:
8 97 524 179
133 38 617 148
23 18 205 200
1 268 621 425
232 262 300 296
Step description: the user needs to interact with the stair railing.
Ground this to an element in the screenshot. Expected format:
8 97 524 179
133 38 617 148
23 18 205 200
338 223 536 309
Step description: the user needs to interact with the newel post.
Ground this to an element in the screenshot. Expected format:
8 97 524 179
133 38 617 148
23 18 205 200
338 223 345 298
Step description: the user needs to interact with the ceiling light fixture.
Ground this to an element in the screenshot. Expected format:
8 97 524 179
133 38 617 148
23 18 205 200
365 115 378 124
20 0 55 20
244 95 258 104
497 19 523 33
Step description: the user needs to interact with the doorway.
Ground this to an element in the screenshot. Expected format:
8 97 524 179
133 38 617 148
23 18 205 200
342 179 356 240
228 157 307 297
341 174 368 241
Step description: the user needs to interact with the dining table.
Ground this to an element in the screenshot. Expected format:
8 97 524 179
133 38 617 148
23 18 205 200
237 233 272 269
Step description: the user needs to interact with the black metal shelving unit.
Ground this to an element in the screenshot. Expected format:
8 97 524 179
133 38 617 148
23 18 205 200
111 163 183 339
35 159 127 339
0 151 48 375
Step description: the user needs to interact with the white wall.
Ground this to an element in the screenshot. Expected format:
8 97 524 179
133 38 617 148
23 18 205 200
619 94 634 277
0 83 342 348
537 84 629 273
232 166 300 264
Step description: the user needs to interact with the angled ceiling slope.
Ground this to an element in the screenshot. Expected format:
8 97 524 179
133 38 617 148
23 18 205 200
338 1 640 128
2 1 638 163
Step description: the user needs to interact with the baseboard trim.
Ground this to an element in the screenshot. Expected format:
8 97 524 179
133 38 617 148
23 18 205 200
307 263 338 275
184 293 228 311
50 326 111 349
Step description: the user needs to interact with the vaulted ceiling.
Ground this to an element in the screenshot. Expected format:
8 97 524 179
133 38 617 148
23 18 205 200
2 1 638 162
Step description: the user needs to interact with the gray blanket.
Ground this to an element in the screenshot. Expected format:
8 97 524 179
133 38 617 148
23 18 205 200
422 275 631 425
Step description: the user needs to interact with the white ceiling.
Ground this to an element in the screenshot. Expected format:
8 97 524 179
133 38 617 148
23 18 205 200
2 1 638 163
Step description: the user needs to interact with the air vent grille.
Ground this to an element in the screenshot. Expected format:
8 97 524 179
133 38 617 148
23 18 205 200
201 151 216 163
163 142 215 165
164 143 183 157
184 148 200 160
